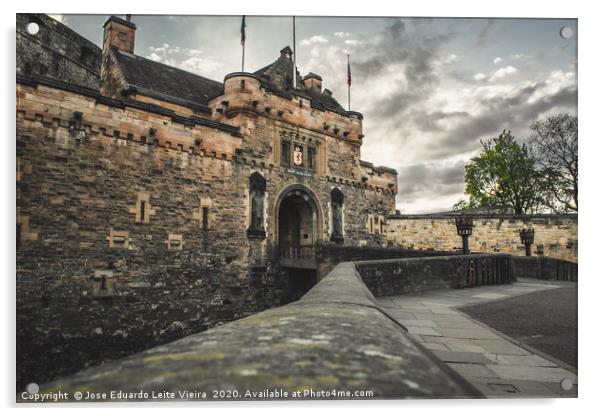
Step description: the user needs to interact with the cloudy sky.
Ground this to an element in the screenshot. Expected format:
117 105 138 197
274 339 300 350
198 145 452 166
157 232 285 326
54 14 577 213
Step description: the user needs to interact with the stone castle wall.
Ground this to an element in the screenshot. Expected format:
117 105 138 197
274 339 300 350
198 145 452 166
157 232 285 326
16 14 101 89
16 78 272 388
16 75 396 388
385 215 577 263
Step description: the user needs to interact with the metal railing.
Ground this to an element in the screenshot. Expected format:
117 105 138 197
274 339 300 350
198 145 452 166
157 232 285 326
279 244 315 260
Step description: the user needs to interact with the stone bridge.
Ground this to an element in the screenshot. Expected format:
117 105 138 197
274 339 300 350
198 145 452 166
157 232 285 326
27 253 525 401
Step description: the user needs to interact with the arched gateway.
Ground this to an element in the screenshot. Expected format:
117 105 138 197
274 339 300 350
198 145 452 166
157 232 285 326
275 185 322 301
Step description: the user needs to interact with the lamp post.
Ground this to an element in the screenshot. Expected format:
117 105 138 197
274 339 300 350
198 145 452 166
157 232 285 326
455 216 474 254
519 228 535 256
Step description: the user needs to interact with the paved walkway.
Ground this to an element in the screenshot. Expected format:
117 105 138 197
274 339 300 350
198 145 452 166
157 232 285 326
377 279 578 398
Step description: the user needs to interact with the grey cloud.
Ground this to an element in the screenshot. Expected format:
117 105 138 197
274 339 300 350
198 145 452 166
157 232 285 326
408 109 470 133
396 160 466 202
427 83 577 159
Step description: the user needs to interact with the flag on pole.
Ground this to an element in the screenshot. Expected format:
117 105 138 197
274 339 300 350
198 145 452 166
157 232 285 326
240 15 246 45
347 54 352 86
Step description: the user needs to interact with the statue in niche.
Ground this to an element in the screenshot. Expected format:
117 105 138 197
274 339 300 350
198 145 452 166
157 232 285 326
332 203 342 237
330 188 344 243
251 191 264 231
247 172 267 238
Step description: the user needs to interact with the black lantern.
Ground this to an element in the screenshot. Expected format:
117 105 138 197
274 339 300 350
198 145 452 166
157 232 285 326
455 216 474 254
519 228 535 256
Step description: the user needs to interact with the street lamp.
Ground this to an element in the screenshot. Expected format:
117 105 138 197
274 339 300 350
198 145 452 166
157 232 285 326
519 228 535 256
455 216 474 255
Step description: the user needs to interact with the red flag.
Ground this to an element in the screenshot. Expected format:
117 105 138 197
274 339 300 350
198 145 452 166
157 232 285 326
347 54 351 86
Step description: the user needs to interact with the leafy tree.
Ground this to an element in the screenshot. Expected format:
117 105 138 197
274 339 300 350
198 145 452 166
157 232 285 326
464 130 543 214
529 113 577 213
452 199 469 211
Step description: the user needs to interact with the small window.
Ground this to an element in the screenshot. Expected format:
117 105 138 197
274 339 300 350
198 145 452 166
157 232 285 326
281 141 291 166
240 80 246 89
118 31 127 41
139 201 146 223
307 147 316 170
202 207 209 230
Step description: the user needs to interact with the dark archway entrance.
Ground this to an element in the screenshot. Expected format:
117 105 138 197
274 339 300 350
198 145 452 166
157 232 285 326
276 186 320 302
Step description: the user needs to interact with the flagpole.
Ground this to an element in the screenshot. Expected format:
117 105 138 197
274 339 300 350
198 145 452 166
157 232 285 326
293 16 297 88
347 54 351 111
241 15 246 72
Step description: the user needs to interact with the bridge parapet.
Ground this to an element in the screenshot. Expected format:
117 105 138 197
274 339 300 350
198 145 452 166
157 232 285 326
31 260 484 401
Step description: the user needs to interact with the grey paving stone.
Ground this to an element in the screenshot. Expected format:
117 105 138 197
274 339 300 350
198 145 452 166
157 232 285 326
377 299 397 307
485 364 576 382
446 344 488 354
434 327 501 340
421 336 488 353
412 312 468 322
400 305 431 312
433 320 483 329
382 309 414 320
490 354 559 367
432 350 494 364
427 307 461 315
422 343 449 352
471 378 557 398
406 326 441 336
472 339 530 355
448 363 499 379
396 319 438 328
472 293 509 300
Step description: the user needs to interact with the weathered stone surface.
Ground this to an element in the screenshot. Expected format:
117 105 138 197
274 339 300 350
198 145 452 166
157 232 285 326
29 263 479 401
385 214 577 263
17 14 101 89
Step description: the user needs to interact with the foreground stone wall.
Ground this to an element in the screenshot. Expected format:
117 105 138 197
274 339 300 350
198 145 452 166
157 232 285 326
29 262 479 401
385 214 578 262
512 256 577 281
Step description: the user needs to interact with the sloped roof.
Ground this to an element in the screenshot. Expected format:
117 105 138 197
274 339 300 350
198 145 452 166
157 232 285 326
113 48 223 110
254 46 348 115
112 44 350 116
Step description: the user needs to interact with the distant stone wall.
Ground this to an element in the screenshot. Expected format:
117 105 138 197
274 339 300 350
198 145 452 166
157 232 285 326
315 243 453 279
356 254 515 298
385 214 577 262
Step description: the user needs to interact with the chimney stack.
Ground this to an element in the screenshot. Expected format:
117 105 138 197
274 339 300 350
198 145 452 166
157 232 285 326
303 73 323 93
102 15 137 54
